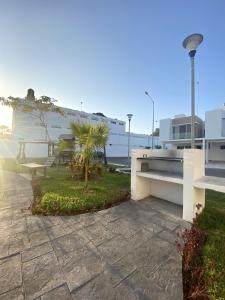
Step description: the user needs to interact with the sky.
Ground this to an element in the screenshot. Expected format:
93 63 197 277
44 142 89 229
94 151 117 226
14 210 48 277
0 0 225 133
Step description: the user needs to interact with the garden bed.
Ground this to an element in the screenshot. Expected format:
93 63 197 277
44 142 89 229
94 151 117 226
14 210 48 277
32 166 130 215
180 190 225 299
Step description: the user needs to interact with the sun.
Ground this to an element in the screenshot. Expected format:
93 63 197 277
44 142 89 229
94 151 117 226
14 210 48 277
0 106 13 128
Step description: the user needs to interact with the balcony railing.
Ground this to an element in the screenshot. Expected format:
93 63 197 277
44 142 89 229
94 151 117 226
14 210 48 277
172 132 191 140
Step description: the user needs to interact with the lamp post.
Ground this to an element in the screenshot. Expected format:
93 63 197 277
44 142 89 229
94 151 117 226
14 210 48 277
127 114 133 167
183 33 203 149
145 91 155 149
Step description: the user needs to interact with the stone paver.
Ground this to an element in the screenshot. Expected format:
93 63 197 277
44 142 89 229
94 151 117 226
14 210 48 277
0 170 186 299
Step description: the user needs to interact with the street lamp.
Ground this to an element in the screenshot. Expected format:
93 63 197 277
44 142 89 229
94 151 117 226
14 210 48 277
127 114 133 167
183 33 203 148
145 91 155 149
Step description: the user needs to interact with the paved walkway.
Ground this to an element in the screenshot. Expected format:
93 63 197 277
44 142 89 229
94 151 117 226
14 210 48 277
0 171 187 300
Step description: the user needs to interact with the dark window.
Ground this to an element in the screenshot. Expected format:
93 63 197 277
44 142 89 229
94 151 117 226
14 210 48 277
220 145 225 150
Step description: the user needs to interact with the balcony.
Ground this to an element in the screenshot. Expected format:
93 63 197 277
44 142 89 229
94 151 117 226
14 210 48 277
172 132 191 140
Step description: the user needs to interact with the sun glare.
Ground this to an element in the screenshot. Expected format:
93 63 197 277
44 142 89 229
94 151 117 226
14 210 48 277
0 106 12 128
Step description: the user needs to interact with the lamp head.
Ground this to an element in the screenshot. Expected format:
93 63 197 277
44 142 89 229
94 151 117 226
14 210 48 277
183 33 203 53
127 114 133 121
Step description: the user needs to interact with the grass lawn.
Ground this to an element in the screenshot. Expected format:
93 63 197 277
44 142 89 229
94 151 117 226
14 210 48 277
198 190 225 299
34 166 130 214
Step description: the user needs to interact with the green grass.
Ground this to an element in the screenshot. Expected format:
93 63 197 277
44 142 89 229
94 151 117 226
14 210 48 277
35 166 130 214
198 190 225 299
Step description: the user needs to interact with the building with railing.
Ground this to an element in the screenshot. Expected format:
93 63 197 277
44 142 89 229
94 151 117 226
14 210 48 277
159 106 225 164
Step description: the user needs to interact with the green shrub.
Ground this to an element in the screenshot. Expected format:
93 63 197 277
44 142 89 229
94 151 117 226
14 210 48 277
41 193 85 214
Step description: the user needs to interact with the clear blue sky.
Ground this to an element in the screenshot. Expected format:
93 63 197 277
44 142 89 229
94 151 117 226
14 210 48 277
1 0 225 133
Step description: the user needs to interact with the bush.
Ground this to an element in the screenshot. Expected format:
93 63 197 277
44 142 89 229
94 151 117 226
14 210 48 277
37 190 130 215
41 193 86 214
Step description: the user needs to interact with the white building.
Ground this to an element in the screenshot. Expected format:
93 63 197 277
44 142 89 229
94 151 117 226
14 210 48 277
205 106 225 162
159 105 225 164
0 97 159 159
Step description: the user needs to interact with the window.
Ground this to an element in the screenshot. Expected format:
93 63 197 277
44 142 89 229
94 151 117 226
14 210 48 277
119 122 124 126
220 145 225 150
92 117 98 121
111 121 116 124
80 114 88 119
51 125 61 128
67 112 76 116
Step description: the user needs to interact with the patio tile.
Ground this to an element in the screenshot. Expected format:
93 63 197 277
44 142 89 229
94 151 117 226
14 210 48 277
60 216 81 226
40 284 71 300
51 232 88 257
71 268 137 300
0 254 22 295
150 256 183 298
125 227 155 249
22 242 53 262
105 218 140 238
0 171 186 300
134 237 172 277
0 236 9 259
46 224 67 240
112 252 138 280
59 249 105 291
0 287 24 300
96 235 130 264
84 221 117 245
29 229 50 247
76 212 102 227
158 229 180 244
142 220 163 234
41 216 63 228
22 252 65 300
26 216 45 233
125 270 171 300
150 214 179 231
8 231 30 255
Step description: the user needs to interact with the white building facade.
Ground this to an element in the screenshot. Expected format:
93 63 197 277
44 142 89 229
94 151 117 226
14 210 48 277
0 100 159 159
205 106 225 162
159 106 225 164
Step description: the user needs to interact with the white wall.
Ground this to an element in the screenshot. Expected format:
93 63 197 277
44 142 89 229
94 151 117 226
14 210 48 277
105 133 159 157
205 109 222 139
208 142 225 161
0 139 48 158
159 118 171 142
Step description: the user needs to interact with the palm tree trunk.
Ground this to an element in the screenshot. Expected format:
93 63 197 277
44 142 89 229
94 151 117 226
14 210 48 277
103 145 107 165
84 164 89 189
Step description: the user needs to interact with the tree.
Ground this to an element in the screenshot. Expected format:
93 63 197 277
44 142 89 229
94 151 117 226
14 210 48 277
0 89 64 142
93 112 106 117
151 128 159 136
70 122 109 188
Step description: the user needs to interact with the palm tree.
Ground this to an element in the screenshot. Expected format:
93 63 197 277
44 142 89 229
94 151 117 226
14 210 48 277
70 122 109 188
